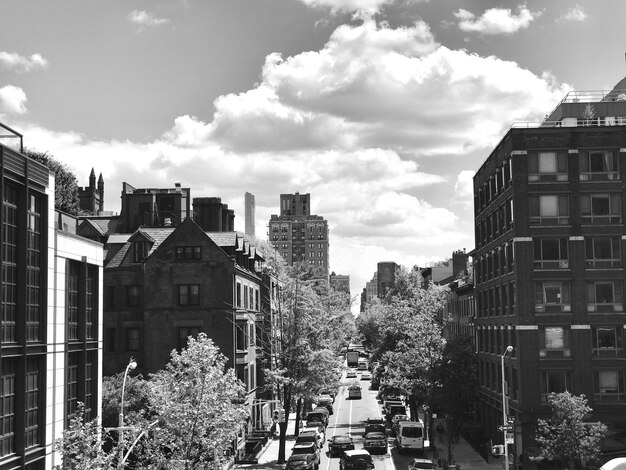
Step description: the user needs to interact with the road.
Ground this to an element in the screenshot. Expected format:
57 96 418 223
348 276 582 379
313 371 429 470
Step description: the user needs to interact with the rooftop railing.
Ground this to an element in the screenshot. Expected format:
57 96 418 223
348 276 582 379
0 122 23 153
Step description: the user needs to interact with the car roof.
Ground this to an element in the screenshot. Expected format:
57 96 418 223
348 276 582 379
344 449 372 457
332 435 352 442
364 432 386 438
601 459 626 470
299 430 317 436
289 454 311 461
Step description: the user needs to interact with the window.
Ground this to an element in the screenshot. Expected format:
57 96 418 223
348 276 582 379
25 359 41 448
236 282 242 308
581 193 621 224
534 238 569 268
0 359 15 456
67 262 79 341
236 321 247 350
106 328 116 353
178 326 200 350
106 285 116 309
127 285 141 306
2 184 17 344
580 149 619 181
86 267 96 340
529 195 569 225
540 370 572 403
66 354 78 419
535 281 571 312
528 151 568 182
175 246 201 260
26 193 42 343
178 284 199 305
133 241 150 262
594 371 625 402
585 237 621 268
243 285 249 309
586 281 624 312
127 327 141 351
592 326 623 357
539 327 571 357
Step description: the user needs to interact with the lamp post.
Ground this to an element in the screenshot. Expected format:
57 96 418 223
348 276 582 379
119 358 137 469
501 346 513 470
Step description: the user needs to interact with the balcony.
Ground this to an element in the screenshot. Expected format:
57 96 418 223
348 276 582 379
539 348 571 358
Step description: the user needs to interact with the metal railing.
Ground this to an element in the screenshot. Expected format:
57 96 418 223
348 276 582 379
0 122 23 152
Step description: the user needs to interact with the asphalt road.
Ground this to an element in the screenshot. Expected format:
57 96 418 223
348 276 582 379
315 371 427 470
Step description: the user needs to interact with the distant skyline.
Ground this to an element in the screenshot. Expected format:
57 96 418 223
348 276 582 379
2 0 626 311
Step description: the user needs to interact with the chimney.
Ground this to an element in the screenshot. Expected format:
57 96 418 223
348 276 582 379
175 181 181 193
227 209 235 231
221 204 229 231
193 197 223 231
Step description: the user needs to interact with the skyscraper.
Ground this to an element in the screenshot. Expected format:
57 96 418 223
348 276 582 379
245 192 255 237
268 192 329 277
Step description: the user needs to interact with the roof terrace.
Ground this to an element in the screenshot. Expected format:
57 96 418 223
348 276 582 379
0 122 23 152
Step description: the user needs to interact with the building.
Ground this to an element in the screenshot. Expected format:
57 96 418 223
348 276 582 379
0 123 103 470
268 192 329 277
78 168 104 215
245 192 255 237
377 262 399 298
78 183 274 461
472 78 626 467
330 272 350 295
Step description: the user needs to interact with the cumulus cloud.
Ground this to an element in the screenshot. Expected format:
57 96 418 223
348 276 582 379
557 5 587 22
455 5 540 34
0 85 28 115
296 0 399 15
0 52 48 73
128 10 170 29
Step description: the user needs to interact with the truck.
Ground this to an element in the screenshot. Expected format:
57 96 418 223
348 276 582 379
346 351 360 368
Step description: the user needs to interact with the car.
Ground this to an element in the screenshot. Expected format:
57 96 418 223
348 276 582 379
407 458 436 470
296 430 323 449
327 434 355 457
361 371 371 380
348 385 362 399
306 409 329 427
291 442 321 469
319 389 337 402
391 414 410 436
286 454 319 470
317 395 334 414
363 432 388 455
306 418 325 430
346 369 357 379
301 426 325 447
339 449 375 470
364 417 386 435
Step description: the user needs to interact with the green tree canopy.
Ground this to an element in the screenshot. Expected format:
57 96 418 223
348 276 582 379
23 148 80 215
533 391 606 470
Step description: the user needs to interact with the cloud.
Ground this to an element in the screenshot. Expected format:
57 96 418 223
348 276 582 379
294 0 423 15
455 5 540 34
128 10 170 29
0 52 49 73
557 5 587 22
0 86 28 115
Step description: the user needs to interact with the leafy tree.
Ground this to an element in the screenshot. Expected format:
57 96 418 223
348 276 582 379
146 333 248 470
53 403 116 470
533 391 606 470
23 148 80 215
101 372 152 429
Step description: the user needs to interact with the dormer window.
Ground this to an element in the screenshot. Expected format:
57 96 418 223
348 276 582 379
133 241 150 262
175 246 201 260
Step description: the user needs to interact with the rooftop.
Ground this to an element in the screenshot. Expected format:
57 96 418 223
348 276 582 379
0 122 23 152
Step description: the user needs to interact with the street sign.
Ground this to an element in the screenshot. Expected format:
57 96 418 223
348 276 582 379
505 432 514 444
498 425 513 432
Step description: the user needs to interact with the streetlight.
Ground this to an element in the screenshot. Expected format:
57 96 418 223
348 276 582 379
119 358 137 469
501 346 513 470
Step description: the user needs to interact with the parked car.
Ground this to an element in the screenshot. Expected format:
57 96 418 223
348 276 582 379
296 430 323 449
327 434 355 457
363 432 388 455
395 421 425 454
361 371 371 381
291 442 321 468
306 418 325 430
348 384 362 399
317 395 334 414
306 409 329 427
286 454 319 470
300 426 325 448
339 449 375 470
407 458 436 470
319 388 337 402
391 414 410 436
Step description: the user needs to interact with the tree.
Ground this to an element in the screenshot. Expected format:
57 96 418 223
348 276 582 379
23 148 80 215
101 372 152 429
146 333 249 470
533 391 606 470
53 403 116 470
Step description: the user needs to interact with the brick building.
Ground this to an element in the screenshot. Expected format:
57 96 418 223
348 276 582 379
268 193 329 277
473 80 626 467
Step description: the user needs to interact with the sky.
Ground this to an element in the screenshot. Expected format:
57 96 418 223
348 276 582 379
2 0 626 312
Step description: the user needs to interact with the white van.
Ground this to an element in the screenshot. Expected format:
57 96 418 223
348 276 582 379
395 420 425 453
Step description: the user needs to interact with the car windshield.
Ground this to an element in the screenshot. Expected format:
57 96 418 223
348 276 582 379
402 427 423 438
289 456 309 462
293 446 315 454
348 455 373 464
412 462 434 469
365 432 385 439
